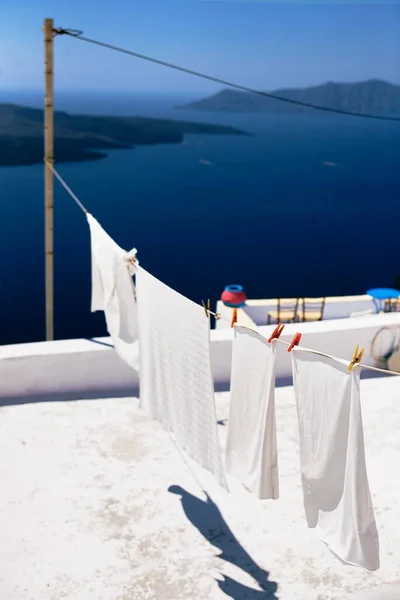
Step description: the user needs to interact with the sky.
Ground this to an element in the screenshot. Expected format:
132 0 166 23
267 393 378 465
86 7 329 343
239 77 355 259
1 1 399 95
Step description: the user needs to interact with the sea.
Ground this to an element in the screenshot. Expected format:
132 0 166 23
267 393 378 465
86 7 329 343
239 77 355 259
1 90 400 345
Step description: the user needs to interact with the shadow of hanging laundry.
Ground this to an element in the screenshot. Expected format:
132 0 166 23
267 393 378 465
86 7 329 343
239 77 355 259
168 485 278 599
217 574 278 599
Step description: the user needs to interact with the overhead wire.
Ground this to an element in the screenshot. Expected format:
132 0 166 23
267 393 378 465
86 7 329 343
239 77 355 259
47 157 208 492
46 27 400 378
54 28 400 123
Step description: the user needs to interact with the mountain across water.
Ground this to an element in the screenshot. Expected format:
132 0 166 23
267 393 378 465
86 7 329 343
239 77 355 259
180 80 400 115
0 103 248 166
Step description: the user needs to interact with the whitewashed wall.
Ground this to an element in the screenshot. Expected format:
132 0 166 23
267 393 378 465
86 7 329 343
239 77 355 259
1 313 400 404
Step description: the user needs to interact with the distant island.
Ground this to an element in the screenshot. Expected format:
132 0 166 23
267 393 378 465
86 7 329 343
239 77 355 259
180 79 400 114
0 104 248 166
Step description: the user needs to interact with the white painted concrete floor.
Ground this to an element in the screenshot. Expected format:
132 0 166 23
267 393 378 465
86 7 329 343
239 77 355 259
1 377 400 600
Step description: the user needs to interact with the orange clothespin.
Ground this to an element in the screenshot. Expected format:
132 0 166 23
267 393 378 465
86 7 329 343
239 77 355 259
231 307 238 328
268 323 285 343
288 332 302 352
201 299 211 318
348 345 365 371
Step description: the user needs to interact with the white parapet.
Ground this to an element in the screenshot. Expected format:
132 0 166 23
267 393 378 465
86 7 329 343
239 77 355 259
1 312 400 403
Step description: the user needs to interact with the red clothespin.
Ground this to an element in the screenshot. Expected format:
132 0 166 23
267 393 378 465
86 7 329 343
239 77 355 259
288 332 302 352
231 307 238 328
268 323 285 343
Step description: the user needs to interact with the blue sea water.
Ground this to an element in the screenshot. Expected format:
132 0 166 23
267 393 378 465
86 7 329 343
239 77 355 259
1 90 400 345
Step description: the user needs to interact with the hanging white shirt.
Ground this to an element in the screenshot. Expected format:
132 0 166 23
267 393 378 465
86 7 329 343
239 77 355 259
225 326 279 499
136 267 227 489
292 350 380 571
87 214 139 372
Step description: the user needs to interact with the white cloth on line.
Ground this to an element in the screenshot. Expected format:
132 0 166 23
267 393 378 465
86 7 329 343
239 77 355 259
136 267 227 489
87 213 139 372
292 350 379 571
225 326 279 499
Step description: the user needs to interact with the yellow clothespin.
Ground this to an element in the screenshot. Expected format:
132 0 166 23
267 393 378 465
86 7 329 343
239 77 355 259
348 344 365 371
201 299 211 319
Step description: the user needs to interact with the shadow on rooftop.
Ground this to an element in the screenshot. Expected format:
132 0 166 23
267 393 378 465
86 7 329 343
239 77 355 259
0 343 140 407
84 337 114 349
0 387 138 407
168 485 279 599
214 376 297 392
214 368 393 393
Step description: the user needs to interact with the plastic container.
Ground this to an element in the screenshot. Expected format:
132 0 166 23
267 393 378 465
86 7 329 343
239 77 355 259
221 284 247 308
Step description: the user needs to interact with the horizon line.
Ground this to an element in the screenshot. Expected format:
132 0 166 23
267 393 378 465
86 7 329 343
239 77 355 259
0 77 399 96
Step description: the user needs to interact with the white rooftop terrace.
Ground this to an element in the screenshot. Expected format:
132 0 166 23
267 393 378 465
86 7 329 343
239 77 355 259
1 295 400 599
1 376 400 599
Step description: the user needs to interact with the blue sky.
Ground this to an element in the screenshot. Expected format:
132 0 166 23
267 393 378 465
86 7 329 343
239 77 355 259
1 1 399 94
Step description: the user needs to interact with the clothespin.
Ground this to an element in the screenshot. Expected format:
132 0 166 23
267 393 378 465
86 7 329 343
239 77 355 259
348 345 365 371
268 323 285 343
231 307 238 328
125 248 139 275
288 332 302 352
202 299 211 319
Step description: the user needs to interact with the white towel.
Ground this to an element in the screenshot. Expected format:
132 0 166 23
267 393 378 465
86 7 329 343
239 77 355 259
225 326 279 499
292 350 380 571
136 267 227 489
87 214 139 371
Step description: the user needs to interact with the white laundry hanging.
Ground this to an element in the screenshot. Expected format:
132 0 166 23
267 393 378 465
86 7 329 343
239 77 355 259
292 349 380 571
225 326 279 499
87 214 139 372
136 267 227 489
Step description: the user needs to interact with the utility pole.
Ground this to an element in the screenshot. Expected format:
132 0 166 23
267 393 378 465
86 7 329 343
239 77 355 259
44 18 54 341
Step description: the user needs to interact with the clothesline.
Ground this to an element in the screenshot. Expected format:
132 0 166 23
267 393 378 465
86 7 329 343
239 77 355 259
45 161 88 214
279 339 400 376
85 208 390 573
50 163 400 378
85 187 391 570
208 307 400 377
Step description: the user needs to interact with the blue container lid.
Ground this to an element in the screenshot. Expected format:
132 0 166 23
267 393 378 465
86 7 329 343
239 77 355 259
367 288 400 299
223 301 246 308
225 284 243 292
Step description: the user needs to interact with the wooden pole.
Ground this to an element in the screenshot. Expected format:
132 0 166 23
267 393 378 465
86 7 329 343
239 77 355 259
44 18 54 341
